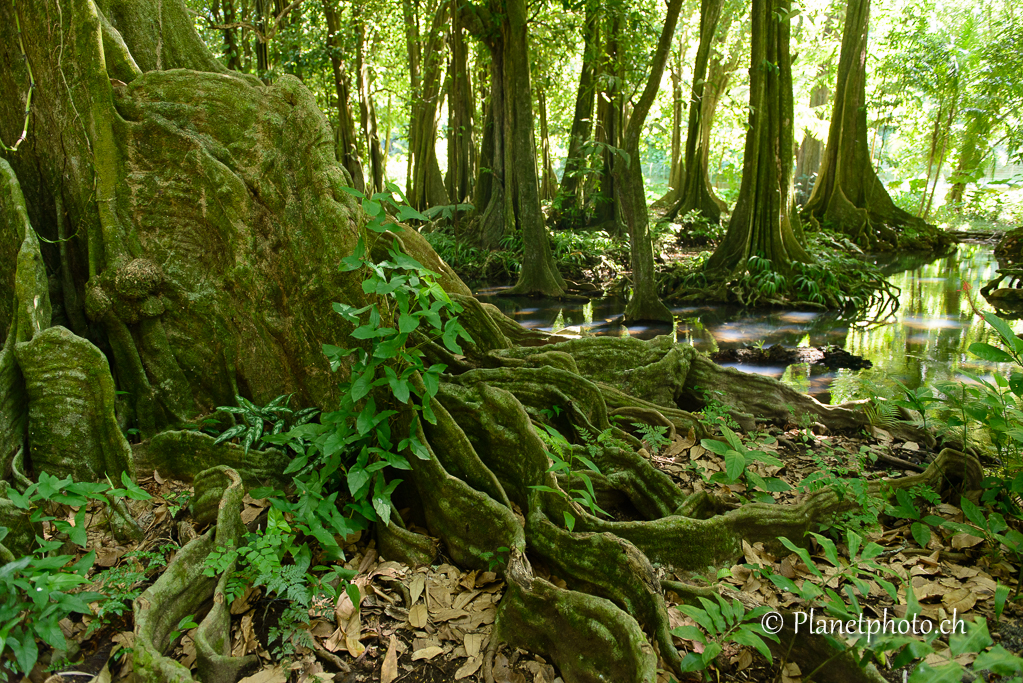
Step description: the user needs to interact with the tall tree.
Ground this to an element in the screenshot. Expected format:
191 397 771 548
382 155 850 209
355 7 385 194
463 0 566 297
663 0 733 225
556 0 600 221
446 6 475 205
613 0 685 322
405 0 450 210
324 0 367 192
706 0 811 273
801 0 927 247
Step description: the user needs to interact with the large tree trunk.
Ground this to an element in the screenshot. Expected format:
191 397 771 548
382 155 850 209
664 0 731 225
946 109 996 208
1 4 976 683
706 0 811 273
464 0 565 296
556 0 599 222
407 0 450 211
801 0 927 248
614 0 685 323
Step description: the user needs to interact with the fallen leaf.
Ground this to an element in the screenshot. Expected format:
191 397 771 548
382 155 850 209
951 533 984 550
381 635 398 683
412 646 445 661
455 655 483 680
238 666 288 683
344 612 365 657
410 573 426 605
464 632 484 658
942 588 977 612
409 603 429 628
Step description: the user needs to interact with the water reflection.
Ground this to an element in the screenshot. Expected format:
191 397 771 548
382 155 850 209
474 244 1017 401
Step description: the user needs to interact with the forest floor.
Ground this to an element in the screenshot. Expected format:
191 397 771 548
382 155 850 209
38 415 1023 683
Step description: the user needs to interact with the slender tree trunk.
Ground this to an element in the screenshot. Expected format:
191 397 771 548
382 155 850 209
217 0 243 70
407 0 450 210
802 0 927 248
254 0 269 79
356 11 384 194
614 0 685 322
794 79 830 206
537 89 558 202
593 11 624 237
946 109 996 208
707 0 811 273
923 102 956 220
323 0 366 193
654 47 686 209
665 0 730 225
557 0 599 220
446 8 474 205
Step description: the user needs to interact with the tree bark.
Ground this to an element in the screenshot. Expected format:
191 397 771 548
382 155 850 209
355 9 384 194
556 0 600 221
407 0 450 211
537 89 558 202
664 0 731 225
801 0 927 248
463 0 565 296
446 7 474 205
324 0 366 193
706 0 812 274
614 0 685 323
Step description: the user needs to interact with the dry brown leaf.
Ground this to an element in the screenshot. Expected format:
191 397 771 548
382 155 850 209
344 613 365 657
455 655 484 680
239 666 288 683
952 533 984 549
942 588 977 612
410 573 427 605
781 661 802 683
409 603 429 628
232 613 258 657
464 632 484 658
733 648 753 671
381 635 399 683
453 589 481 611
412 646 445 661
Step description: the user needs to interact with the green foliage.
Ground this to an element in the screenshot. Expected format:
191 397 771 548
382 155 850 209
0 471 150 676
530 422 608 531
203 507 356 661
89 547 172 635
213 394 320 455
250 184 471 561
700 426 790 504
672 593 778 679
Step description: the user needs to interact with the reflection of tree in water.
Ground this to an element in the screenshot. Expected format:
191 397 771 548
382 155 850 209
481 245 1020 401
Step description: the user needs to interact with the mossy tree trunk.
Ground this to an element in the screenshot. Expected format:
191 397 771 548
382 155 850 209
801 0 927 248
556 0 600 222
613 0 684 323
664 0 732 225
463 0 566 297
706 0 812 275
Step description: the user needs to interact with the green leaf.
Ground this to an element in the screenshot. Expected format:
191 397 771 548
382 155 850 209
563 511 575 531
670 625 707 643
907 662 963 683
397 205 429 222
983 312 1023 355
911 522 931 548
731 628 773 664
8 632 39 675
973 644 1023 676
996 582 1010 620
351 368 375 402
950 617 991 656
701 438 731 456
960 498 987 531
968 342 1013 363
724 450 745 482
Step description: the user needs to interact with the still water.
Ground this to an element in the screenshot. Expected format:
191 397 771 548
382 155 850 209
474 244 1015 403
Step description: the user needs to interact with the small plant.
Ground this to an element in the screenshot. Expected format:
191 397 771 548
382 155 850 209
167 614 199 645
531 422 608 530
700 425 790 503
214 394 320 455
1 471 151 677
672 593 778 679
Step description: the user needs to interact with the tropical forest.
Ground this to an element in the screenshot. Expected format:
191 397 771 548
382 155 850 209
3 0 1023 681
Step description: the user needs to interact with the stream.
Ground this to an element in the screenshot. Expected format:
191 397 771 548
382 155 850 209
474 243 1016 403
